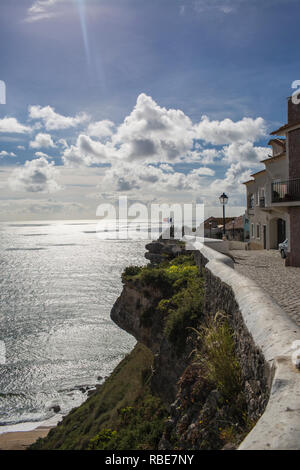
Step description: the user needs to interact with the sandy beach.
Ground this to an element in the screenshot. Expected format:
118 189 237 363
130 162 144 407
0 426 52 451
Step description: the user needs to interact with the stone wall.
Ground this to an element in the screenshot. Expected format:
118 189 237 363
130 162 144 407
194 250 271 422
189 239 300 450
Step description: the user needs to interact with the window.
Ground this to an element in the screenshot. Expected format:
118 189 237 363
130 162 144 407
251 223 254 238
256 191 260 206
256 224 260 239
249 194 254 209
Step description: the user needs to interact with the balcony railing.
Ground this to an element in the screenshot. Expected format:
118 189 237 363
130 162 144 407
272 178 300 203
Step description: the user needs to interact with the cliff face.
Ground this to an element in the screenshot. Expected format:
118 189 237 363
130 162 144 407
110 241 256 450
111 278 191 403
31 240 265 451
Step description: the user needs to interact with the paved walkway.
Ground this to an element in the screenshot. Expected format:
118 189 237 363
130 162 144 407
229 250 300 327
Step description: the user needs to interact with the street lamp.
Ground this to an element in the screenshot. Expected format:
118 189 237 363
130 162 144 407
209 221 212 239
219 192 228 237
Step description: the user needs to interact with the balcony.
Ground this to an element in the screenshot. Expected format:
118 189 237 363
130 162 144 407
272 178 300 203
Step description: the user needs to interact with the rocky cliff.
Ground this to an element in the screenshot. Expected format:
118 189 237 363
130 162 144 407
31 239 265 451
110 240 257 449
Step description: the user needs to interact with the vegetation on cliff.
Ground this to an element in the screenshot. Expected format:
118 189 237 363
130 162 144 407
123 255 205 353
163 313 255 450
30 343 168 450
31 248 256 451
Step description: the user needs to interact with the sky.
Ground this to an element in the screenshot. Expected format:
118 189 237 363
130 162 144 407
0 0 299 221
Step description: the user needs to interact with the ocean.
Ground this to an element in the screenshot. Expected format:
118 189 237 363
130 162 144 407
0 220 154 433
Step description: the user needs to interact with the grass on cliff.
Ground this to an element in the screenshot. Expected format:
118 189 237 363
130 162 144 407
188 313 254 448
30 343 168 450
193 312 243 399
123 255 205 354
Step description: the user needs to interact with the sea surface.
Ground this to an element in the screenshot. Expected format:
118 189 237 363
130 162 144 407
0 220 155 433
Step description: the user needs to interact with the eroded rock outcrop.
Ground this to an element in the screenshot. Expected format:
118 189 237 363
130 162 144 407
111 277 191 403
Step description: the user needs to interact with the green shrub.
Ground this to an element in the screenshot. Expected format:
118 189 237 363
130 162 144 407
87 393 167 450
122 265 143 281
125 254 205 354
193 313 243 399
88 429 118 450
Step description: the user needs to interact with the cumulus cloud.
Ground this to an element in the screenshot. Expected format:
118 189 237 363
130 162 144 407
9 157 61 193
29 133 56 149
100 161 215 197
159 163 175 173
210 162 252 198
29 105 89 131
62 134 115 167
55 94 266 170
190 167 215 176
87 120 115 138
222 141 269 166
0 151 16 158
34 151 52 159
194 115 266 145
113 93 194 163
4 93 269 212
0 117 31 134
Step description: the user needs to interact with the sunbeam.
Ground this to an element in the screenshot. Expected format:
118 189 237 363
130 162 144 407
74 0 91 68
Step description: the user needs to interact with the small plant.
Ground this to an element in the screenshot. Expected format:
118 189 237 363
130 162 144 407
122 265 142 281
192 312 242 399
88 429 118 450
119 406 134 424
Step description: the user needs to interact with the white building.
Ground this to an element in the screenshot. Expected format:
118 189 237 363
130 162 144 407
243 97 300 266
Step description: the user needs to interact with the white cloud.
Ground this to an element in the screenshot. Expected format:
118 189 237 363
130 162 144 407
87 120 115 139
29 105 89 131
9 157 61 193
194 0 240 14
25 0 66 23
58 138 68 148
210 162 252 200
99 161 215 197
194 115 266 145
112 93 194 163
17 145 26 150
0 117 31 134
62 134 114 167
190 167 215 176
30 133 56 149
0 151 16 158
222 141 269 166
159 163 174 173
55 94 266 170
3 93 269 214
34 151 52 159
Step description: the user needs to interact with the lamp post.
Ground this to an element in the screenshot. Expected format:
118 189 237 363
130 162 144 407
232 219 235 240
219 192 228 237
